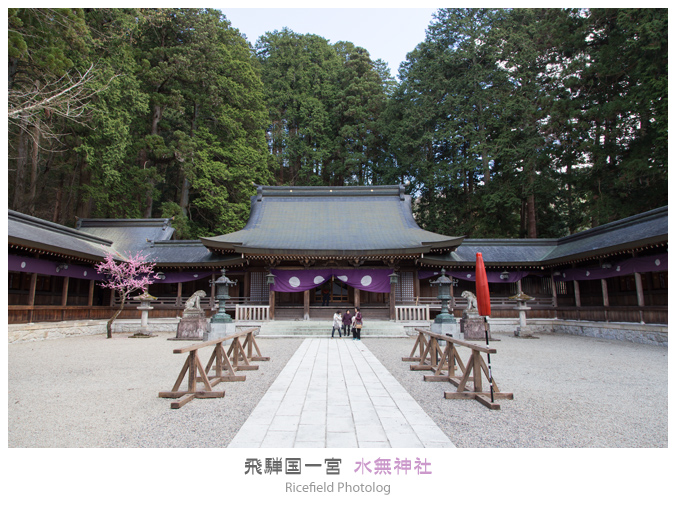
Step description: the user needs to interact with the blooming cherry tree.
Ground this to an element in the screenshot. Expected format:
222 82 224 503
95 251 159 339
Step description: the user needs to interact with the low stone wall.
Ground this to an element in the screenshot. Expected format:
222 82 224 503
8 317 667 346
8 319 180 344
488 317 667 346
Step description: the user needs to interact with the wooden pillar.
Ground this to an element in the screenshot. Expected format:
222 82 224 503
88 279 95 319
449 274 455 316
414 270 420 301
389 281 396 321
517 278 523 293
210 271 216 308
61 276 70 306
550 271 558 319
28 272 38 324
61 276 70 321
354 288 360 310
635 272 645 307
635 272 645 323
244 271 251 303
269 286 276 320
573 280 581 320
88 279 95 306
176 282 183 306
601 278 609 322
303 289 310 320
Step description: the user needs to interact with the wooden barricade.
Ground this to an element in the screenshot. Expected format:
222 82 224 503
241 328 270 362
414 328 513 410
403 329 448 373
226 332 259 372
159 333 249 409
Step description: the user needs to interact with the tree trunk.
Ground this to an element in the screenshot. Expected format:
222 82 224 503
52 176 63 223
527 192 537 238
527 165 537 238
106 299 124 339
75 159 93 219
28 117 40 215
144 178 155 218
12 115 28 211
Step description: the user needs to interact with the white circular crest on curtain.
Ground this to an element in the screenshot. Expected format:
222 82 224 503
361 275 372 286
314 276 325 284
21 262 26 269
466 274 472 279
338 275 348 282
655 259 661 266
289 276 301 288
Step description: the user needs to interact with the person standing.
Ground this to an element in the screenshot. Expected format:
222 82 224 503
331 311 342 338
353 307 363 340
342 309 352 337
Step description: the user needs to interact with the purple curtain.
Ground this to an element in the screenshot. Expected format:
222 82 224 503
271 268 394 293
554 253 667 282
154 271 215 283
8 254 218 283
8 254 106 281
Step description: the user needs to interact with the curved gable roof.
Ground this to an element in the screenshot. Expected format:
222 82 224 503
200 185 464 256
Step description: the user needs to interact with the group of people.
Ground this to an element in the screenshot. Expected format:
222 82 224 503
331 308 363 340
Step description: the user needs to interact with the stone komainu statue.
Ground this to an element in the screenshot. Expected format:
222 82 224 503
184 290 207 310
461 290 478 312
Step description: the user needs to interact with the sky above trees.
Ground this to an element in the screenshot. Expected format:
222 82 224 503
222 7 438 78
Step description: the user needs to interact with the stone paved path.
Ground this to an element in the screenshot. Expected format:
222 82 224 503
228 338 456 448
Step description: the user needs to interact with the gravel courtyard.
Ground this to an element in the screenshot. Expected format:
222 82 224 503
8 331 667 448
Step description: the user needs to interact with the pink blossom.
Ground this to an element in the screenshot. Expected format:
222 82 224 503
95 251 159 300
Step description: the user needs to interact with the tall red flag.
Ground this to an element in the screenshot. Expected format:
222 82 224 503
475 252 491 316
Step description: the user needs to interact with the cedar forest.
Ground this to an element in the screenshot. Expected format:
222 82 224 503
7 8 668 240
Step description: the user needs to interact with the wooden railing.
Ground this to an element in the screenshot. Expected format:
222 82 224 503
235 304 270 321
115 295 251 308
396 305 430 321
404 296 555 308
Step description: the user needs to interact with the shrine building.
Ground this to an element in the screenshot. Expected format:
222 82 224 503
8 185 668 338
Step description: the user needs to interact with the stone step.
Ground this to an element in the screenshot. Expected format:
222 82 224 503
257 320 409 338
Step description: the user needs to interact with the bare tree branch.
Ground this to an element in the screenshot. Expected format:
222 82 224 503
8 63 117 148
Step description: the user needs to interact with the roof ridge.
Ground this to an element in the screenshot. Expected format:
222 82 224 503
9 210 114 246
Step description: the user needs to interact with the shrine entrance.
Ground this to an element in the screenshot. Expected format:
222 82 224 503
314 277 349 305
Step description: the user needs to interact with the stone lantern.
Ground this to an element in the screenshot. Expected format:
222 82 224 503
210 268 237 324
429 269 459 338
430 269 455 324
510 291 537 338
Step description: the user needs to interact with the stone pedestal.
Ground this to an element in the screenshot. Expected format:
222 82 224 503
461 311 487 341
514 303 537 338
131 301 155 338
171 309 208 341
431 321 460 341
206 321 236 341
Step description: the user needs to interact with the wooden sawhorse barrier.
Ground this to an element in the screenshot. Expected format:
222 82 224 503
414 328 513 410
240 328 270 362
159 331 254 409
225 328 269 371
403 329 449 373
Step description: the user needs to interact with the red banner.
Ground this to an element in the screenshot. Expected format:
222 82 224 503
475 253 491 316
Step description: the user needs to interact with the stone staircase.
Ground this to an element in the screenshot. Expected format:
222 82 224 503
255 319 410 338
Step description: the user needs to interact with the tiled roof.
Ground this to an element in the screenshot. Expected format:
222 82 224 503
421 206 667 267
8 210 121 262
201 185 464 256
